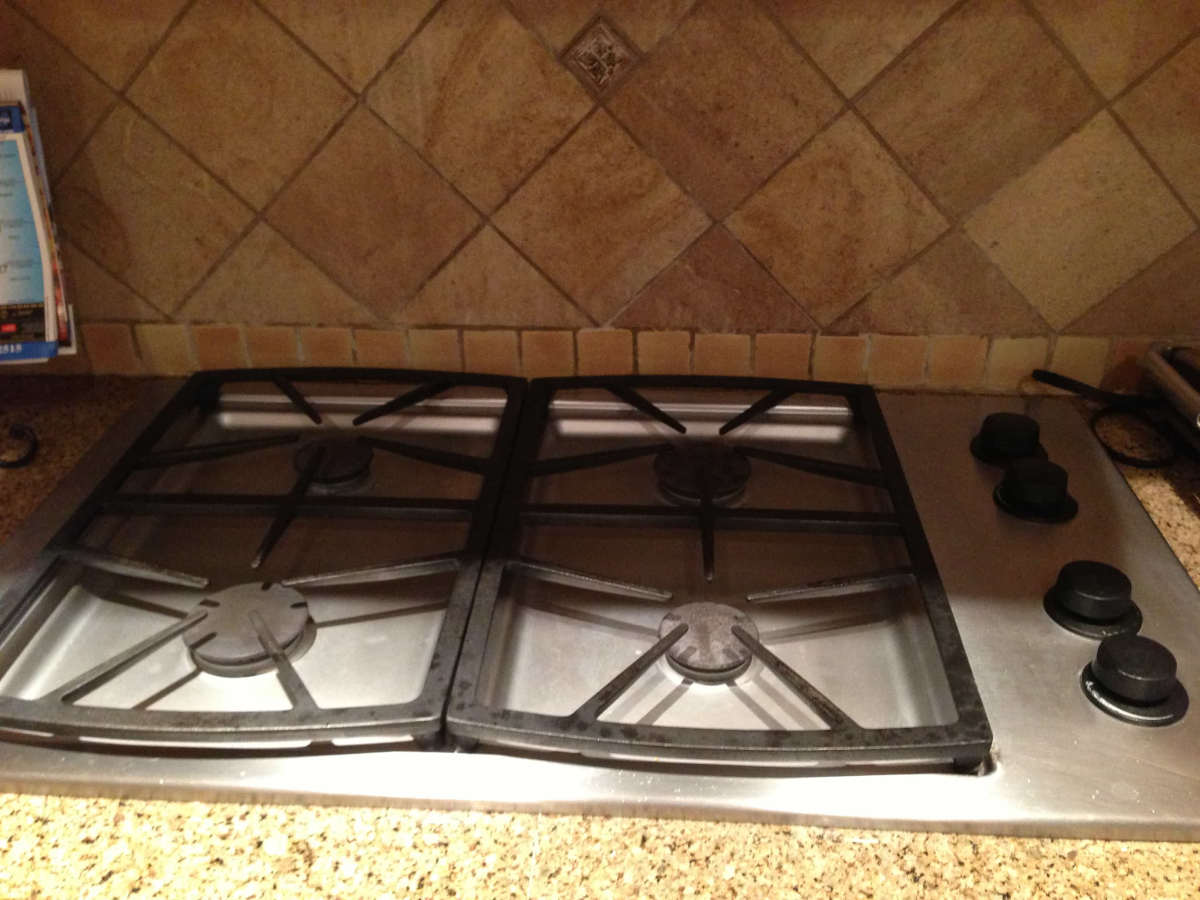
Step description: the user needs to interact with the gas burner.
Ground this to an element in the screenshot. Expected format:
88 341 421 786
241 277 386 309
1044 560 1142 638
293 436 373 494
654 442 751 507
1081 634 1188 726
659 602 759 683
184 582 315 677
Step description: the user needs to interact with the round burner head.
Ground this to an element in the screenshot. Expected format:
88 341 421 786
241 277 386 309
184 582 314 677
293 437 373 492
659 602 759 683
993 458 1078 523
654 443 751 507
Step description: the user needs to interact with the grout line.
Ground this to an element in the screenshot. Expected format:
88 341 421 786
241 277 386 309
249 0 361 96
114 0 201 93
1106 25 1200 107
1108 108 1200 228
358 0 450 100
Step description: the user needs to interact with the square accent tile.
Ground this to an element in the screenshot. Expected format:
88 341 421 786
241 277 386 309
927 335 987 388
463 329 520 375
984 337 1048 392
245 326 301 366
408 329 462 371
754 333 811 379
354 329 408 367
134 323 194 375
192 324 248 369
1048 336 1108 389
522 330 576 377
576 328 633 374
637 330 691 374
867 334 926 386
300 326 354 366
82 323 143 375
964 112 1193 330
812 335 867 382
727 113 946 327
564 18 637 95
693 332 750 375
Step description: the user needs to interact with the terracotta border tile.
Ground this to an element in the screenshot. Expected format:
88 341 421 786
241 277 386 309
463 330 520 375
1048 336 1109 390
245 325 301 366
353 329 408 367
521 330 576 378
192 324 248 369
408 329 462 371
577 329 633 374
82 323 144 375
867 334 926 387
812 335 868 383
926 335 987 389
693 333 750 375
983 337 1049 392
637 330 691 374
754 333 812 379
134 323 194 375
300 327 354 366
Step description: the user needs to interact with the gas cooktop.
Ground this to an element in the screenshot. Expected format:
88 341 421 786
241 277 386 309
0 368 1197 839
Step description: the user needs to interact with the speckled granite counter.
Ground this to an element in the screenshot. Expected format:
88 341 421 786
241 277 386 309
1 376 1198 899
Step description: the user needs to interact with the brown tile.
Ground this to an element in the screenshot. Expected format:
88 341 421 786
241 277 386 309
964 113 1193 330
354 329 408 368
402 227 587 327
13 0 189 89
56 104 252 312
983 337 1048 392
63 243 162 322
509 0 694 51
245 325 301 366
408 329 462 371
180 224 373 325
1114 36 1200 215
604 0 696 50
755 333 811 379
494 110 708 323
463 330 520 375
82 323 143 374
192 324 248 369
832 232 1045 334
1048 336 1109 389
927 335 987 389
268 108 479 318
859 0 1095 217
1102 338 1155 392
609 0 840 219
812 335 867 383
615 227 812 332
134 323 194 374
693 333 750 375
564 18 638 96
577 329 633 374
300 326 353 366
868 334 926 387
1029 0 1200 97
521 330 576 377
0 6 115 179
259 0 438 90
637 330 691 374
507 0 595 50
763 0 955 96
370 0 592 212
727 113 946 327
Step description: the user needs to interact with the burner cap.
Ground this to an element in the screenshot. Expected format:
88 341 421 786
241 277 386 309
993 458 1078 523
1044 560 1141 638
659 602 758 683
184 582 314 677
970 413 1046 466
293 437 373 491
1082 634 1188 726
654 443 750 507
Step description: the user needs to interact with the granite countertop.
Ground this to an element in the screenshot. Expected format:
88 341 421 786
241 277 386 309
1 376 1199 898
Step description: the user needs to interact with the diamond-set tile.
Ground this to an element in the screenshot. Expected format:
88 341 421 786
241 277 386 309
608 0 841 218
964 112 1193 330
727 113 947 327
62 242 162 322
493 110 708 323
510 0 694 51
267 108 479 318
370 0 592 212
564 18 638 95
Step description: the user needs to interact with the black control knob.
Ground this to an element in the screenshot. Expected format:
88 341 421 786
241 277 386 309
993 458 1078 522
1044 560 1141 637
970 412 1045 465
1093 634 1178 705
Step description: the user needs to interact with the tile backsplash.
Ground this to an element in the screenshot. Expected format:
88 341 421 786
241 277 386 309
2 0 1198 389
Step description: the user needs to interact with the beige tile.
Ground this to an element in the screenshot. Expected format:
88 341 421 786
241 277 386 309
927 335 987 388
268 108 479 318
508 0 694 51
300 326 353 366
134 323 194 374
868 334 926 387
56 104 252 312
728 113 946 327
637 330 691 374
13 0 189 88
1101 338 1155 392
180 224 372 325
984 337 1048 392
82 323 143 374
1030 0 1200 97
763 0 956 96
63 243 162 322
494 110 708 323
402 228 587 327
1048 336 1109 389
832 232 1045 334
755 333 811 379
859 0 1095 217
521 330 576 377
129 0 352 209
463 330 519 375
192 324 248 369
245 325 301 366
812 335 867 383
608 0 840 218
0 6 115 180
693 333 750 375
259 0 438 90
615 227 812 332
964 113 1193 330
370 0 591 212
354 329 408 368
1115 36 1200 215
408 329 462 371
577 329 633 374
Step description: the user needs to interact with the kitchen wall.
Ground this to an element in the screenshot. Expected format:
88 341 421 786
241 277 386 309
3 0 1199 389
